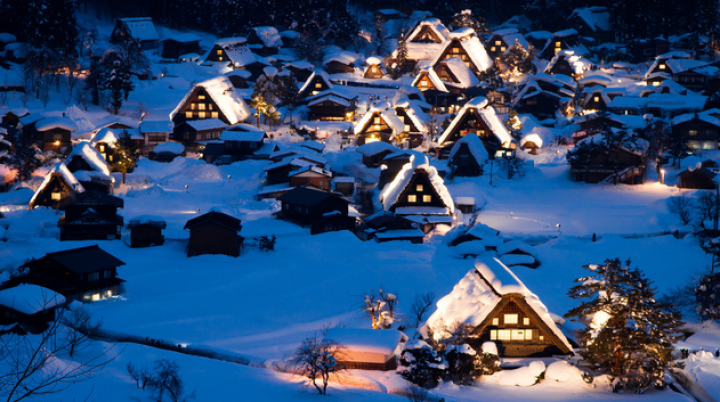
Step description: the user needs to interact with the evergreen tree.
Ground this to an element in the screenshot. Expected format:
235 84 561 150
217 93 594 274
275 73 300 124
666 128 692 167
566 258 684 393
111 130 137 184
695 271 720 321
398 339 445 389
7 127 41 182
449 9 489 36
99 51 134 114
500 43 535 76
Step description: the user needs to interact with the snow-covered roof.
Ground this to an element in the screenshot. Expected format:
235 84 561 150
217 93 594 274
569 7 611 32
67 142 111 176
170 76 251 125
354 105 404 136
408 18 452 42
439 97 512 146
379 154 454 214
0 33 16 43
441 57 480 88
325 328 404 355
433 37 493 73
0 284 65 315
307 95 351 108
501 33 529 50
35 116 78 132
118 17 159 42
672 110 720 128
251 26 283 48
220 129 266 142
211 39 268 67
322 50 359 66
298 70 333 95
520 133 544 148
355 141 400 157
449 133 489 164
29 163 85 206
91 127 120 146
152 141 185 155
395 99 429 133
162 33 202 43
411 66 448 92
185 118 227 131
139 120 173 133
545 50 585 75
423 258 572 352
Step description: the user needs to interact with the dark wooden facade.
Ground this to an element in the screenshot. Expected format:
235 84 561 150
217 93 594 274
162 38 201 60
486 34 510 60
440 111 501 155
678 168 717 190
184 211 243 257
356 112 395 144
514 91 562 119
17 245 125 302
299 74 332 99
30 172 79 209
570 146 646 184
128 220 166 248
413 71 440 91
0 287 63 334
449 143 484 177
672 117 720 150
58 191 123 241
307 98 355 121
325 60 354 75
172 87 227 125
434 39 479 74
278 186 353 233
470 294 573 357
390 171 446 212
364 64 384 79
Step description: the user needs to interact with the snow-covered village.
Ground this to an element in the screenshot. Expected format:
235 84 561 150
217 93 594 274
3 0 720 401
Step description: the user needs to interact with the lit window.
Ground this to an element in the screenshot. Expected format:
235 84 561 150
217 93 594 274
690 130 698 136
512 330 526 340
652 81 660 86
539 335 544 341
315 82 322 88
373 125 381 131
198 95 206 100
504 314 518 324
490 46 496 52
374 117 381 124
185 111 193 118
420 80 428 88
190 103 196 110
500 47 506 51
198 103 206 110
408 194 417 203
218 56 223 61
525 329 533 340
423 195 432 203
555 41 561 47
216 49 222 55
495 40 501 46
208 104 213 110
492 317 499 326
98 144 105 152
211 112 219 118
490 329 497 340
405 125 411 132
198 112 206 118
92 293 100 302
416 185 423 192
659 64 665 70
594 96 600 102
497 329 511 340
523 317 530 326
51 192 62 201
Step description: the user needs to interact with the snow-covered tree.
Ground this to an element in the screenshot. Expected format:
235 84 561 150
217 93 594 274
6 128 40 182
398 338 445 389
566 258 684 393
111 130 137 184
449 9 489 36
695 269 720 321
293 334 345 395
505 109 523 141
500 43 535 76
362 288 398 329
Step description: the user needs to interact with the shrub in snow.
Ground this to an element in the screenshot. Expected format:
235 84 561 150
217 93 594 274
695 270 720 321
497 366 541 387
258 234 277 252
566 258 684 393
398 339 445 389
444 344 479 385
362 288 398 329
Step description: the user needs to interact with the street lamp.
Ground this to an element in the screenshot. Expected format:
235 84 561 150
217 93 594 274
660 169 665 185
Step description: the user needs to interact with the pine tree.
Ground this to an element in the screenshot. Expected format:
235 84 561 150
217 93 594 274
99 51 134 114
566 258 684 393
111 130 137 184
666 128 692 167
500 43 535 76
449 9 489 36
7 127 41 182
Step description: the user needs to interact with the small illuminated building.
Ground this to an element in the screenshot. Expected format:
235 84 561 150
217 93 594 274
29 163 85 209
431 35 493 76
33 116 77 154
18 245 125 303
110 17 159 50
437 97 514 158
170 76 251 126
363 56 385 79
298 70 333 99
424 258 573 357
354 102 404 144
324 328 406 370
379 154 455 230
65 142 114 194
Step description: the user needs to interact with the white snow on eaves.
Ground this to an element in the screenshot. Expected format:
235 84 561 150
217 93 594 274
170 76 251 125
29 163 85 206
379 154 454 214
67 142 111 176
0 284 65 315
35 116 78 132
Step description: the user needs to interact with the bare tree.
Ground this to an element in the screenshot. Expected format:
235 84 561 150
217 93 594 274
0 309 117 402
362 293 385 329
411 292 435 327
667 195 694 225
61 306 101 358
128 359 194 402
293 334 345 395
379 288 398 322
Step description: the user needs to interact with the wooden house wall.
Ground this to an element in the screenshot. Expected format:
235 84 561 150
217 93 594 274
282 197 348 224
162 39 201 60
674 119 720 144
206 45 231 63
0 305 56 334
266 164 294 185
410 25 442 43
307 102 353 121
443 110 497 148
391 171 446 211
548 59 574 76
31 174 75 208
472 297 564 357
435 39 477 74
130 225 165 247
325 61 354 75
486 35 509 59
364 65 384 79
188 222 241 257
449 143 483 176
540 39 569 59
515 93 559 118
289 174 331 190
583 93 607 111
395 108 420 133
678 171 717 189
299 77 331 98
24 258 119 301
674 71 710 92
414 72 437 91
172 87 227 125
40 128 72 154
357 113 394 142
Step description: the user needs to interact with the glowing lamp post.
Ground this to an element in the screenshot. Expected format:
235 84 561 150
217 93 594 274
660 169 665 185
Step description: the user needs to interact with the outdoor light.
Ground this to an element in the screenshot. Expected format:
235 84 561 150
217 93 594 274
660 169 665 185
227 175 231 179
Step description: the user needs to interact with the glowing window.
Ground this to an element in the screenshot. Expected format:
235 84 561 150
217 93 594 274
497 329 511 340
555 41 561 47
512 330 526 340
315 83 322 88
525 329 533 340
423 195 432 203
690 130 698 136
92 293 100 302
405 125 411 132
408 194 417 203
504 314 518 324
198 111 206 118
652 81 660 86
490 329 497 340
208 104 213 110
492 317 499 326
420 80 428 88
374 117 381 124
218 56 223 61
51 192 62 201
198 95 206 100
185 111 193 118
594 96 600 102
490 46 496 52
216 49 222 55
500 47 506 51
416 184 424 192
198 103 206 110
211 112 218 118
523 317 530 326
659 64 665 70
539 335 544 341
495 40 501 46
